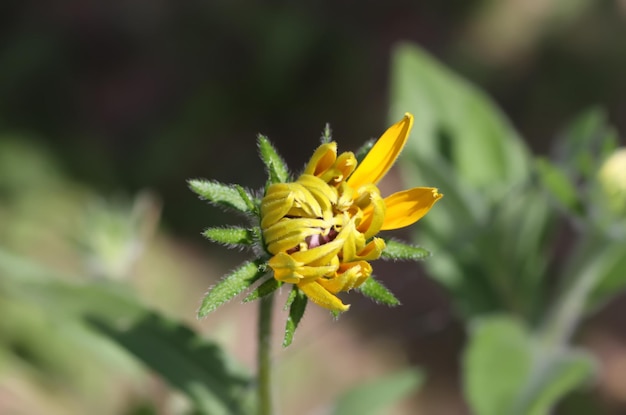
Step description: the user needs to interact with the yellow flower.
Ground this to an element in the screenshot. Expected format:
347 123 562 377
260 113 442 312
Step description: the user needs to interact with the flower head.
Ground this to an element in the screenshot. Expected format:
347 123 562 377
191 112 442 345
260 113 442 312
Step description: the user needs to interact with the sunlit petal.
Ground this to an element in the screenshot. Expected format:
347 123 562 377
381 187 443 230
347 113 413 188
298 280 349 312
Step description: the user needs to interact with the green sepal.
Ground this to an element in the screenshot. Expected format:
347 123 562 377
355 139 376 164
320 123 332 144
243 277 282 303
188 179 256 214
235 184 258 214
202 227 257 247
198 259 267 317
258 134 290 184
358 277 401 306
381 239 431 261
283 286 307 347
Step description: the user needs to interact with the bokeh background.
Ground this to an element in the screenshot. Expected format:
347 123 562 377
1 1 626 414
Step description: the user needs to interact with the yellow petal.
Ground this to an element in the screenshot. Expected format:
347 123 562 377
298 281 349 312
269 252 338 284
347 113 413 188
304 142 337 177
381 187 442 230
318 261 372 294
354 184 386 239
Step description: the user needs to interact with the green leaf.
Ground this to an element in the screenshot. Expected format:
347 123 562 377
283 286 307 347
381 239 430 261
554 107 618 180
235 184 258 213
243 277 282 303
188 179 255 214
198 260 267 317
0 250 255 415
390 43 530 193
355 139 375 164
202 227 257 247
258 134 289 184
90 313 254 415
357 277 400 306
464 316 532 415
463 315 595 415
535 158 582 214
333 368 425 415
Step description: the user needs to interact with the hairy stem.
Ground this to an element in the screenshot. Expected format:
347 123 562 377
257 293 275 415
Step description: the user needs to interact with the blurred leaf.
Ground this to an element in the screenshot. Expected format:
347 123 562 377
258 134 290 184
333 368 425 415
357 277 400 307
381 239 430 261
202 226 257 247
188 179 255 214
91 313 254 415
389 42 530 193
197 260 267 317
535 158 583 214
463 315 595 415
283 286 307 347
553 107 619 180
0 249 253 415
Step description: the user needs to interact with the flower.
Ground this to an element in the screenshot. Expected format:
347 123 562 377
260 113 442 312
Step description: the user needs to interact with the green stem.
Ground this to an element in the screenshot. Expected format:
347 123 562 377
258 293 275 415
540 238 620 348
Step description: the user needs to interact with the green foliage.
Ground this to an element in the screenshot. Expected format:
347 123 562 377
258 134 290 184
188 179 256 214
390 42 624 414
535 158 583 214
202 226 257 247
282 286 308 347
463 316 595 415
357 277 400 307
390 42 530 193
197 260 267 317
381 239 430 261
333 368 425 415
0 249 254 415
243 277 282 303
91 313 254 415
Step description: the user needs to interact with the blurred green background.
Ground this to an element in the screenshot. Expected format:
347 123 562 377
1 1 626 414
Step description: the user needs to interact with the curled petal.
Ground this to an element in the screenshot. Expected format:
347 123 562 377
269 252 338 284
354 185 386 239
304 142 337 177
381 187 443 230
298 280 349 312
339 220 365 262
297 174 338 212
291 236 344 267
347 113 413 188
319 151 357 185
318 261 372 294
260 184 295 229
263 217 328 254
354 237 385 261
